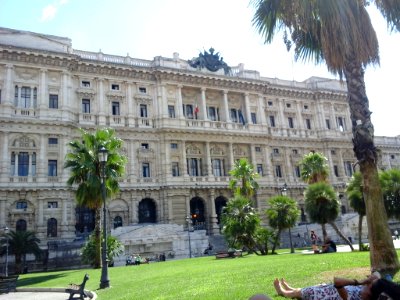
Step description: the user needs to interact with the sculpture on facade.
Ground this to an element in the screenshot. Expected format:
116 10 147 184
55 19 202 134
188 48 231 75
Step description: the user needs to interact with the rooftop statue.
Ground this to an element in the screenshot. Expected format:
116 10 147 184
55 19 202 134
188 48 231 75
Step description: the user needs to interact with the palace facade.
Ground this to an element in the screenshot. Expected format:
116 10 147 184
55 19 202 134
0 27 399 251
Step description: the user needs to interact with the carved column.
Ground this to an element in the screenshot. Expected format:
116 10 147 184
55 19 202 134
208 189 219 234
244 93 251 124
200 88 207 120
98 79 106 125
222 90 230 122
257 95 266 125
4 64 14 106
176 85 184 119
205 142 212 176
39 68 47 110
182 140 188 177
0 133 9 178
228 142 234 172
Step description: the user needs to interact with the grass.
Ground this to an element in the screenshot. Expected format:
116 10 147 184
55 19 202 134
16 250 400 300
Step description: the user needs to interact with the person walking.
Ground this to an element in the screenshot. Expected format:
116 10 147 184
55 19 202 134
310 230 319 252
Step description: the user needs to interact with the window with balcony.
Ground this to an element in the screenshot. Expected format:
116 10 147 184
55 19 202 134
344 161 353 176
12 152 29 176
183 104 193 119
306 118 311 129
48 160 57 176
49 94 58 109
208 106 219 121
337 117 346 131
257 164 263 176
172 162 180 177
230 109 238 123
140 104 148 117
142 163 150 177
334 165 339 177
112 102 120 115
251 112 257 124
168 105 175 118
326 119 331 129
17 86 36 108
82 99 90 113
295 166 301 178
187 158 201 176
288 117 294 128
269 115 275 127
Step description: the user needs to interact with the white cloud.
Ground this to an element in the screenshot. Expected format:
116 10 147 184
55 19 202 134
40 0 68 22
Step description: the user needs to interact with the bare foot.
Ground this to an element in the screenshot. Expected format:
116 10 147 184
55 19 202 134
280 278 295 291
274 278 284 296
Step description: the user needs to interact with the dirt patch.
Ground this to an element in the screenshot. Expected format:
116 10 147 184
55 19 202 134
315 267 371 283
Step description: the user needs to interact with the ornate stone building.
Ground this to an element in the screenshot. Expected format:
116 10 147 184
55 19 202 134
0 27 399 254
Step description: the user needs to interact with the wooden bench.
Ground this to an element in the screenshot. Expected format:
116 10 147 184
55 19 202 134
65 273 90 300
0 275 19 294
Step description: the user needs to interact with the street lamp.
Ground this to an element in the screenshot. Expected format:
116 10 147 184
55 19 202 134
98 146 110 289
281 183 294 253
4 226 9 277
186 216 192 258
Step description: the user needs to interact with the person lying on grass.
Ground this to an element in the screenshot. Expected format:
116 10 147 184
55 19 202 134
272 273 381 300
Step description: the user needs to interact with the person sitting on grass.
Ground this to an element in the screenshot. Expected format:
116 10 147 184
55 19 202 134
321 237 337 253
272 273 380 299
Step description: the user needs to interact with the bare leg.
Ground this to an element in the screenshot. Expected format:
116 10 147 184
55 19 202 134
273 278 302 299
280 278 297 291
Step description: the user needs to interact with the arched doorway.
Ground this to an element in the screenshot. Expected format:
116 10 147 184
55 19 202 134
47 218 57 237
215 196 227 225
16 219 27 232
190 197 205 229
138 198 156 223
75 206 95 235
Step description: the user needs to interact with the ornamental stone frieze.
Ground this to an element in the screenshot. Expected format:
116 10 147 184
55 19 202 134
76 87 96 99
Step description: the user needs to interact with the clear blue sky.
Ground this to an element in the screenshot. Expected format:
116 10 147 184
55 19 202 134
0 0 398 136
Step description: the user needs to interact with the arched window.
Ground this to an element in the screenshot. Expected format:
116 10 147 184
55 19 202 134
190 197 205 223
16 219 27 232
138 198 156 223
113 216 123 229
47 218 57 237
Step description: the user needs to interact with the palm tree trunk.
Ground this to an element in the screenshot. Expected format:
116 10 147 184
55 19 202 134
328 222 354 251
271 230 281 254
94 207 102 269
358 215 364 250
321 223 327 243
344 58 399 273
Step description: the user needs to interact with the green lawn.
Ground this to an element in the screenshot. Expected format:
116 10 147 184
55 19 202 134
16 251 400 300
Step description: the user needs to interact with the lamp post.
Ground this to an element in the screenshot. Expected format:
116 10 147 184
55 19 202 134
4 226 9 277
281 183 294 253
186 216 192 258
99 146 110 289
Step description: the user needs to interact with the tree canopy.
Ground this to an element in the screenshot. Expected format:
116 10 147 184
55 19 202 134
229 158 259 198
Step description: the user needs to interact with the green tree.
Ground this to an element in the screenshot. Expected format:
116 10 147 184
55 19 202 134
4 230 42 274
299 152 329 184
251 0 399 273
346 172 366 250
380 168 400 220
305 182 354 251
221 195 261 254
253 227 275 255
229 158 259 198
64 128 127 268
81 233 124 267
266 195 300 254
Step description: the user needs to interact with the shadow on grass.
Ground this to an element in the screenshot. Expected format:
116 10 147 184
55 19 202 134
17 270 82 286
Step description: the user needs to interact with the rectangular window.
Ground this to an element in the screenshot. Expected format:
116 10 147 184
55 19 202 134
172 162 179 177
212 159 222 176
288 117 294 128
267 101 273 106
48 201 58 208
168 105 175 118
141 143 149 149
269 116 275 127
251 112 257 124
48 138 58 145
142 163 150 177
230 109 238 123
304 105 308 110
112 102 120 115
18 152 29 176
273 148 279 154
292 149 298 155
171 143 178 149
208 107 217 121
184 104 193 119
188 158 200 176
82 81 90 87
275 165 282 178
255 146 261 152
334 165 339 177
295 166 301 178
139 87 147 94
337 117 346 131
16 201 28 209
140 104 148 118
257 164 263 176
0 89 2 103
48 160 57 176
21 86 31 108
82 99 90 113
111 84 119 90
344 161 353 177
326 119 331 129
306 119 311 129
49 94 58 109
286 103 291 108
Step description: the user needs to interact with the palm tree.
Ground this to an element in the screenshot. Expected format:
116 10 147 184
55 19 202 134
305 182 354 251
299 152 329 184
266 195 300 254
251 0 399 273
5 230 42 274
380 168 400 219
346 172 366 250
221 195 261 254
229 158 259 198
64 128 127 268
